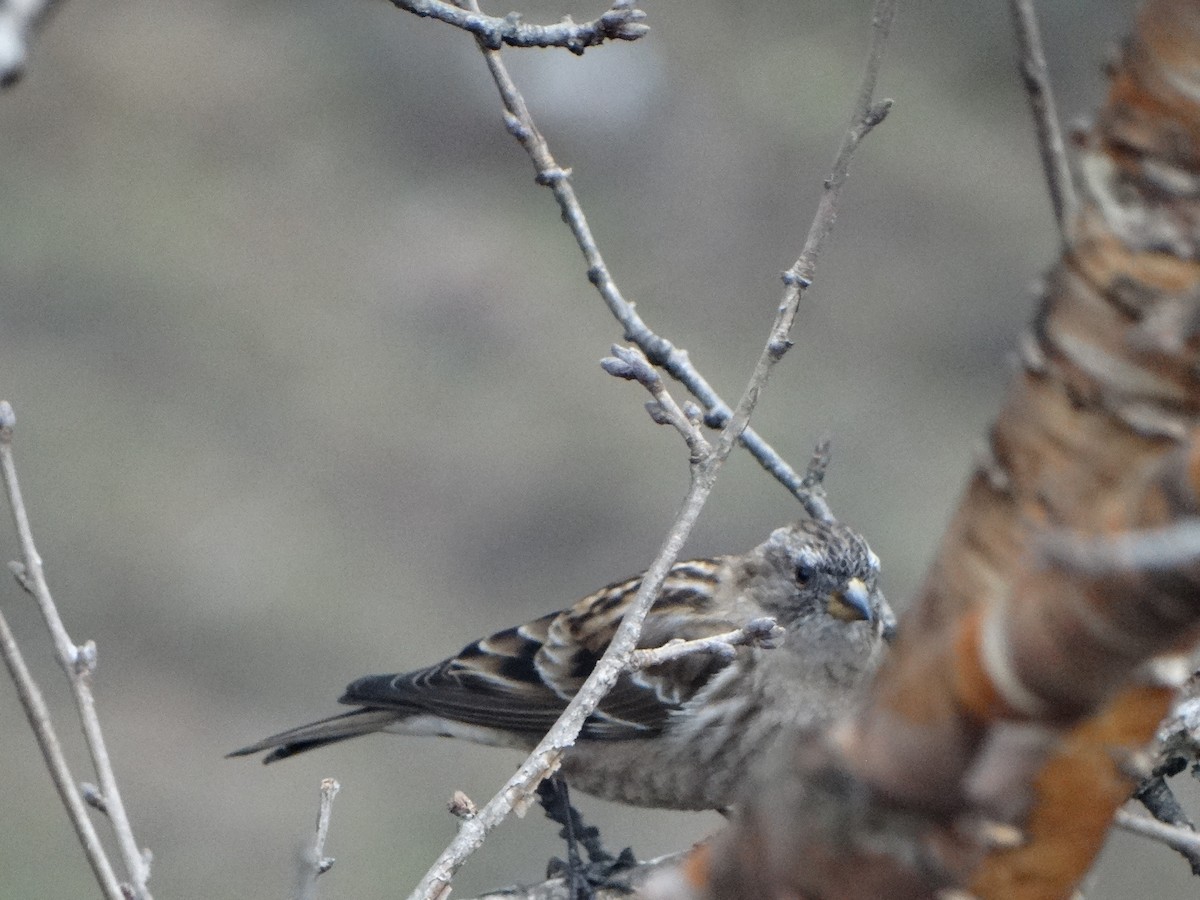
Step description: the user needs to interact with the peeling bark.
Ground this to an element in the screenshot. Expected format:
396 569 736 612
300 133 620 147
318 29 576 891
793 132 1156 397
690 2 1200 897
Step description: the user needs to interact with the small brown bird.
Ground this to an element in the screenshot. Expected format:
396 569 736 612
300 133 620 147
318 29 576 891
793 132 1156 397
230 518 894 811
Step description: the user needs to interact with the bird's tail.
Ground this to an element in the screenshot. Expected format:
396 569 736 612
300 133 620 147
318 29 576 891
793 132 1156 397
227 708 399 764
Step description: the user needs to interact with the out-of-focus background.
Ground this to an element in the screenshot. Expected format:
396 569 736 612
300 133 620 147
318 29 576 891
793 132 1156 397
0 0 1187 897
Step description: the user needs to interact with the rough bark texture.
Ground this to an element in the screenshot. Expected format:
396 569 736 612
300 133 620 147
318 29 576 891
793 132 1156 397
682 2 1200 897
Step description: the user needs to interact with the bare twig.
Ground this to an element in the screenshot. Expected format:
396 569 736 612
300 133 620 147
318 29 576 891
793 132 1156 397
0 402 152 899
405 4 893 897
1009 0 1079 238
699 0 893 482
0 0 63 88
1134 774 1200 874
462 0 851 523
466 850 691 900
386 0 647 54
1115 808 1200 870
1040 519 1200 575
0 596 125 899
296 778 341 900
601 344 711 461
314 778 339 874
628 617 783 670
408 472 715 900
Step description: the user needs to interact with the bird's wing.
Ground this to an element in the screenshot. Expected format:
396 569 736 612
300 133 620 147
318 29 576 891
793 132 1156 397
340 558 744 741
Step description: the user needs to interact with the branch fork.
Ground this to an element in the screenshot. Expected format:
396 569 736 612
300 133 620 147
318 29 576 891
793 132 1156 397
0 401 152 899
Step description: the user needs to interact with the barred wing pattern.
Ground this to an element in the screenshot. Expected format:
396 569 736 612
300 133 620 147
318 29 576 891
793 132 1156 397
340 558 739 741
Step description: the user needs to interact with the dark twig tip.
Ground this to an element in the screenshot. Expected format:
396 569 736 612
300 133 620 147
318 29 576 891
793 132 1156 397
81 782 108 814
644 401 672 425
535 167 570 187
780 270 812 289
767 338 794 361
600 357 637 380
7 560 30 591
502 111 529 140
866 98 893 126
608 344 658 385
72 640 98 677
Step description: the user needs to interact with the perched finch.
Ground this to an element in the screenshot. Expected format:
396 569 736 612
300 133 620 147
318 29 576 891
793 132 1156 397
230 518 894 810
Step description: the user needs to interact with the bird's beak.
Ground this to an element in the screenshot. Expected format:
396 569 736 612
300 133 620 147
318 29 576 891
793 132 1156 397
828 577 873 623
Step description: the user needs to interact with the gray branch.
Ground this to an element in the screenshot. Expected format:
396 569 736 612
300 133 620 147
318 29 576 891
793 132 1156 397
0 0 63 88
1116 809 1200 868
0 402 153 899
404 2 894 896
1009 0 1079 240
628 618 783 670
466 850 689 900
0 586 125 899
1040 519 1200 575
601 344 711 463
296 778 341 900
466 0 857 523
385 0 648 54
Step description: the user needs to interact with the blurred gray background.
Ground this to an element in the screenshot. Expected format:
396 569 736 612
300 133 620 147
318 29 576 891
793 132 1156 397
1 0 1189 897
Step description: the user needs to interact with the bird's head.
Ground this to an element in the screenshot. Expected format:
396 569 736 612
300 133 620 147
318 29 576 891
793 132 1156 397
740 518 895 646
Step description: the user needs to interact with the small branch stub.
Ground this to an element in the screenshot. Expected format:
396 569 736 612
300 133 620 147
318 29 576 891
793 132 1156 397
8 558 31 591
294 780 342 899
449 790 478 820
72 640 97 677
628 618 784 670
81 782 108 814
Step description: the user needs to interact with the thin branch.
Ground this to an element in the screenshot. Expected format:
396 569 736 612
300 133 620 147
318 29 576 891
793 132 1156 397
466 850 691 900
296 778 341 900
405 4 893 896
0 401 153 899
0 0 64 88
786 11 893 288
1134 775 1200 875
0 598 125 899
731 0 894 462
1009 0 1079 239
1040 518 1200 575
408 470 716 900
386 0 647 54
601 344 711 461
627 617 783 670
465 0 853 523
1115 809 1200 869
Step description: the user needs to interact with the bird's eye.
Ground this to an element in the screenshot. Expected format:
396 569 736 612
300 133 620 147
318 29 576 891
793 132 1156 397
795 562 815 585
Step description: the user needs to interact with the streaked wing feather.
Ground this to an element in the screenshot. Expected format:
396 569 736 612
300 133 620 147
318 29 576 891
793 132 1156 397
340 612 567 737
339 558 742 741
